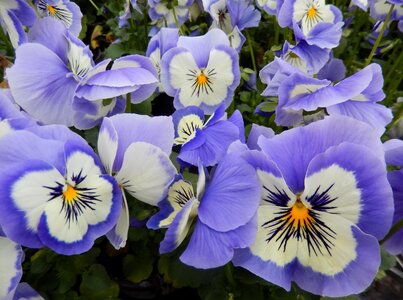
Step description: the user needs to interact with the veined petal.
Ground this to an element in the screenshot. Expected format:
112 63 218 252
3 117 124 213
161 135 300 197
258 115 385 193
147 175 190 229
115 142 177 206
0 237 23 299
159 197 199 254
0 160 64 248
172 106 204 145
38 172 121 255
304 142 394 239
293 219 380 297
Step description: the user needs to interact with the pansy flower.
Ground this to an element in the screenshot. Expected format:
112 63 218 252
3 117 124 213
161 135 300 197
7 17 93 126
0 0 37 48
277 0 344 49
233 115 394 297
383 139 403 255
148 0 193 27
148 151 260 268
172 104 244 166
203 0 261 51
36 0 83 36
277 62 393 134
0 128 122 255
97 114 177 249
119 0 141 28
161 29 240 114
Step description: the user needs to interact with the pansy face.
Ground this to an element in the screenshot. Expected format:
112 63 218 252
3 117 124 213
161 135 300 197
0 135 122 255
161 29 240 114
233 116 394 297
293 0 335 35
36 0 82 36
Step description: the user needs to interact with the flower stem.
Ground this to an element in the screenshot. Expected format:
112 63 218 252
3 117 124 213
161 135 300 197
246 31 257 73
88 0 100 12
126 93 132 113
364 4 395 66
172 7 184 35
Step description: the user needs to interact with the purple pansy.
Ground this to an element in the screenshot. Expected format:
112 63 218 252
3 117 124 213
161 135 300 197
97 114 177 249
36 0 83 36
148 151 261 268
0 0 37 48
172 104 244 166
233 115 394 297
203 0 261 51
275 63 392 133
0 127 122 255
7 18 93 126
383 139 403 255
148 0 193 27
161 29 240 114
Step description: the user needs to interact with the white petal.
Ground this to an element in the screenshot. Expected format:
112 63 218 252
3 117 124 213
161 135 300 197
12 168 65 232
0 237 22 298
97 118 118 175
302 164 361 224
116 142 177 206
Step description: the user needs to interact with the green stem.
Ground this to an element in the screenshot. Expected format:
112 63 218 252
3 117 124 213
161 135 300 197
172 7 184 35
246 31 257 73
88 0 100 11
364 4 395 66
385 46 403 89
225 263 236 287
126 93 132 113
381 219 403 245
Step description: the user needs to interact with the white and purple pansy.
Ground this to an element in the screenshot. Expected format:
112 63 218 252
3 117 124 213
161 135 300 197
97 114 177 249
148 0 193 27
276 63 393 133
0 129 122 255
0 0 37 48
148 151 261 269
160 28 240 114
36 0 83 36
383 139 403 255
233 115 394 297
172 104 244 166
7 18 94 126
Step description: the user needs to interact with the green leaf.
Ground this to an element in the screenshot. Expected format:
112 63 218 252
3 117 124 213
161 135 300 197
259 102 277 112
80 264 119 299
104 43 126 59
123 253 154 283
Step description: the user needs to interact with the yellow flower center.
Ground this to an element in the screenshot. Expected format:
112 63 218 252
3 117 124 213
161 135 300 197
63 184 78 203
47 4 56 15
287 198 313 227
307 7 317 18
197 72 208 85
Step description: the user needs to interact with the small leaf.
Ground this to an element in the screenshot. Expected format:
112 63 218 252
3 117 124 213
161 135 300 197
123 253 154 283
80 264 119 299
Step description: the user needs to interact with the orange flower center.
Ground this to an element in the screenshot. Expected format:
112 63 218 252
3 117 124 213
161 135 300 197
63 184 78 203
287 198 313 227
307 7 317 18
197 72 208 85
47 4 56 15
